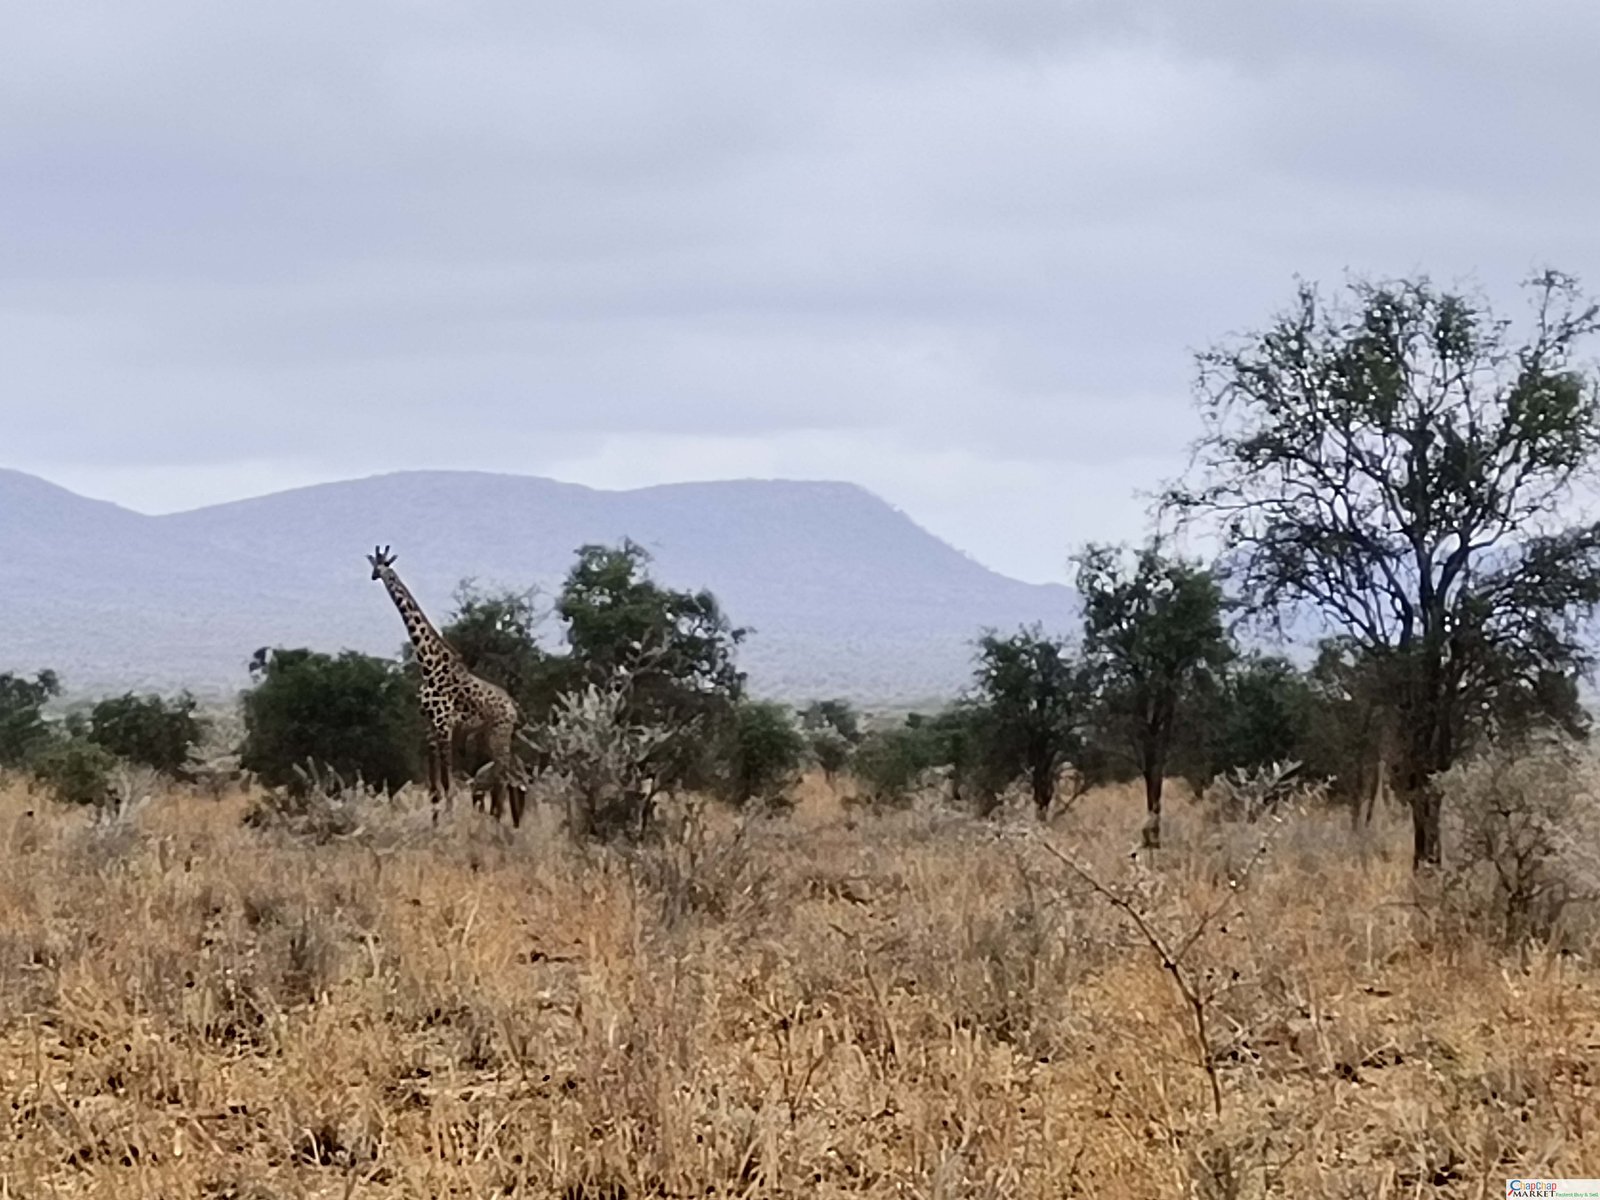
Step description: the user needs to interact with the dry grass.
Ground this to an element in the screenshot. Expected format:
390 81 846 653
0 772 1596 1198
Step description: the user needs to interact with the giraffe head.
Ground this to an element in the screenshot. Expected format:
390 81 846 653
368 544 398 581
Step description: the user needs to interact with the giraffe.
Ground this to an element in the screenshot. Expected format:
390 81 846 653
367 545 530 827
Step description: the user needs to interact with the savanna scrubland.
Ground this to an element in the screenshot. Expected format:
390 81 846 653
1 766 1597 1198
7 271 1600 1197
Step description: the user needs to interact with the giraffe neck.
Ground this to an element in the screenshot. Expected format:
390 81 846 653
379 569 458 679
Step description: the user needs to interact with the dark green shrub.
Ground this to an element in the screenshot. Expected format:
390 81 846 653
0 669 60 767
240 648 422 795
801 699 861 782
31 738 117 807
719 700 807 810
85 691 205 778
852 722 941 808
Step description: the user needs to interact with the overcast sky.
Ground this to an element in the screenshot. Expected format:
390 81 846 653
6 1 1600 583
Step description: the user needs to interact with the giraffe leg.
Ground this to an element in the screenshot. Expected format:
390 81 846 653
433 725 462 824
494 755 527 828
469 760 495 816
474 729 494 813
507 773 527 829
510 752 533 829
426 738 449 824
464 757 508 822
488 762 507 822
483 719 524 829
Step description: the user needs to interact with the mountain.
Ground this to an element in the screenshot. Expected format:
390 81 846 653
0 468 1075 703
0 468 345 696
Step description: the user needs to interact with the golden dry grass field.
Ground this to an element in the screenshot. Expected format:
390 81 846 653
0 772 1596 1197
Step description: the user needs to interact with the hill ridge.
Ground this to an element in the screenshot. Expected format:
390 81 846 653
1 468 1075 702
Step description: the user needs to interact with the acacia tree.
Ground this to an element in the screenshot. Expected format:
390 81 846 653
1077 544 1233 849
1167 270 1600 867
970 626 1090 819
558 539 747 800
719 700 808 810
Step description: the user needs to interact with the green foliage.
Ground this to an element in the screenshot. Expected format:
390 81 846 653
1205 655 1321 780
84 691 204 778
920 703 1015 815
847 704 1033 814
800 698 862 781
851 716 947 807
558 540 747 796
1479 663 1591 748
437 582 566 720
805 728 854 781
970 626 1090 818
30 737 116 807
1077 543 1233 847
0 669 60 767
1171 269 1600 865
800 699 861 743
240 648 422 796
1301 641 1403 814
719 700 807 809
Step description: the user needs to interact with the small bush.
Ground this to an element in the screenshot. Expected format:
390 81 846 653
30 738 118 807
1439 738 1600 945
800 699 861 784
84 691 205 778
805 727 853 782
240 648 422 795
718 700 806 811
536 682 674 842
243 760 367 844
800 698 861 742
0 669 60 767
1201 760 1323 824
628 805 773 933
851 724 937 808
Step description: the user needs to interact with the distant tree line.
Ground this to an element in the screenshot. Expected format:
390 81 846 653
0 669 206 807
849 271 1600 865
6 269 1600 874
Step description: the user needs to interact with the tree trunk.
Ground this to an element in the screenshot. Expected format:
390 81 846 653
1394 652 1450 870
1398 744 1443 869
1348 755 1370 831
1359 741 1387 828
1141 765 1163 850
1409 786 1442 868
1030 758 1055 821
1401 700 1452 870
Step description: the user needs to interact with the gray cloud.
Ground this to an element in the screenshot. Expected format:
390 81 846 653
5 0 1600 582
